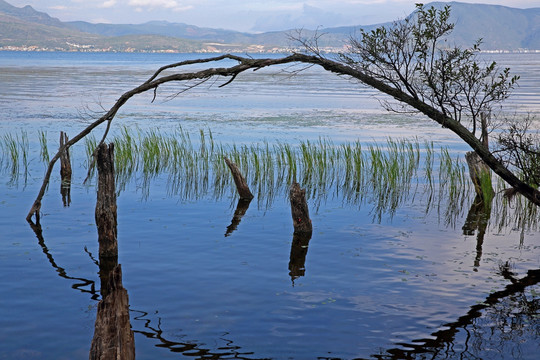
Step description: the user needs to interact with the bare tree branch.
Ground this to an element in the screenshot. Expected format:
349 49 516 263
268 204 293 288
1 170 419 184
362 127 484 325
26 48 540 223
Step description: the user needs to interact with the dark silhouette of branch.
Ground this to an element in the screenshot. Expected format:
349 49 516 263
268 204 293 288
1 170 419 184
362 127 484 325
375 268 540 359
29 221 99 300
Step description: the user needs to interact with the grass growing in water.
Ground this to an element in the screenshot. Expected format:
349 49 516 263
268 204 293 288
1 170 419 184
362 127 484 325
79 126 472 220
0 130 30 184
7 126 537 229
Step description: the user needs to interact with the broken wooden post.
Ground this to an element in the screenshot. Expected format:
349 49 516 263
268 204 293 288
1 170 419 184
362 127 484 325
465 151 494 201
59 131 72 207
90 142 135 360
90 264 135 360
289 182 312 235
224 157 254 200
95 143 118 260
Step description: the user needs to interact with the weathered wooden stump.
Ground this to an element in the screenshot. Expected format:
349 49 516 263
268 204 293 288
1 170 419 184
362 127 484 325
465 151 494 200
95 143 118 260
90 142 135 360
224 157 254 200
289 182 312 235
60 131 72 207
90 265 135 360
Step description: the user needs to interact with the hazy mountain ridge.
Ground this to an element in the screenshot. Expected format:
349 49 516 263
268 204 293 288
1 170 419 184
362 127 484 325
1 0 540 52
0 0 65 28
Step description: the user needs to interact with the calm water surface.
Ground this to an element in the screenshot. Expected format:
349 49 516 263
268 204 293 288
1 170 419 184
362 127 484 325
0 51 539 359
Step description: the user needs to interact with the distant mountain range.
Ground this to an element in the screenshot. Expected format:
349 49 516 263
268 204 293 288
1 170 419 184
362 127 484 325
1 0 540 52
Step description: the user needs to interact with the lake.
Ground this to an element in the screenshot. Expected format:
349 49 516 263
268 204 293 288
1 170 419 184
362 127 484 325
0 51 539 359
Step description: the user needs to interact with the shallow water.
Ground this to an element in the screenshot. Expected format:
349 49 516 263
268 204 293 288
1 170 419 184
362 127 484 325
0 51 539 359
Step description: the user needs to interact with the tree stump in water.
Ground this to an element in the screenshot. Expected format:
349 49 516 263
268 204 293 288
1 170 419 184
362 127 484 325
289 182 312 235
224 157 254 200
465 151 494 200
90 265 135 360
95 143 118 260
90 142 135 360
59 131 72 206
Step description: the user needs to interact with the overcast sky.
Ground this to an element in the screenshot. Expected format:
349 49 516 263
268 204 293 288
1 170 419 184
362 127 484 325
8 0 540 32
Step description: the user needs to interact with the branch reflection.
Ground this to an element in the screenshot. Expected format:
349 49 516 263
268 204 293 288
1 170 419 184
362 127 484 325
29 222 98 300
132 311 268 359
375 268 540 359
225 198 252 237
29 221 265 359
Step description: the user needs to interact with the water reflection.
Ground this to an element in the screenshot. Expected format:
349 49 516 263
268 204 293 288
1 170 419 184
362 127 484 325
90 264 135 359
462 195 493 270
61 180 72 207
28 203 267 359
225 198 252 237
288 232 312 284
132 311 268 359
376 268 540 360
29 222 98 300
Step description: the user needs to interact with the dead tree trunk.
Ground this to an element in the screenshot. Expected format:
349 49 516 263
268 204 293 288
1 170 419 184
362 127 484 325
60 131 72 207
95 143 118 260
289 182 312 235
465 151 494 200
90 142 135 360
90 265 135 360
224 157 254 200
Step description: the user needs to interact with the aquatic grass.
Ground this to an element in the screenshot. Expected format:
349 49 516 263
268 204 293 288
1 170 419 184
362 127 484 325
424 141 435 190
39 130 50 164
19 130 29 183
1 132 20 180
1 127 519 226
0 130 30 184
437 147 470 226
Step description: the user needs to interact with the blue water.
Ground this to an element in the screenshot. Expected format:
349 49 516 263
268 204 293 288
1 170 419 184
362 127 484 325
0 51 539 359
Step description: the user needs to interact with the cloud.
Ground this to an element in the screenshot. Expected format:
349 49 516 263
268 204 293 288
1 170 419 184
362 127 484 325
128 0 180 9
99 0 117 8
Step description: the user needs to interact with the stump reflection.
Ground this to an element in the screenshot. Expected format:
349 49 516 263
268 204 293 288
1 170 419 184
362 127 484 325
462 194 493 270
288 231 312 284
225 198 252 237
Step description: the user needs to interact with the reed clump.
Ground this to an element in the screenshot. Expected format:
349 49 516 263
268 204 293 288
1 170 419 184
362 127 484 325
14 126 539 227
78 126 472 219
4 126 540 228
0 130 30 183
